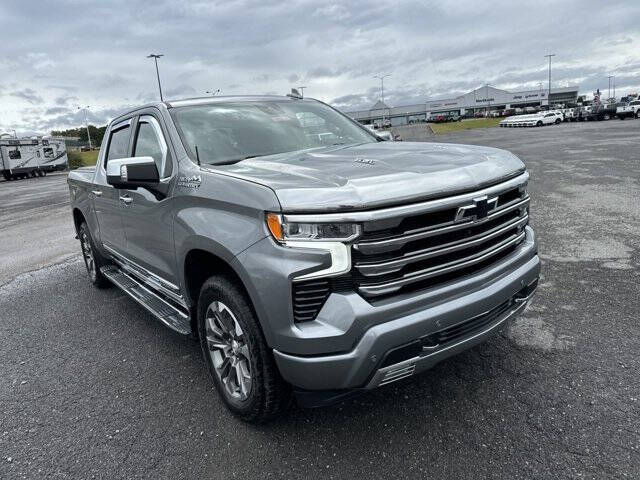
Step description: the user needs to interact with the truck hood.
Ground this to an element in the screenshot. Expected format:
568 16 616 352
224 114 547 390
208 142 525 212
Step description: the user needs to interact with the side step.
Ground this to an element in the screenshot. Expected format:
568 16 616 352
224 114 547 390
101 265 191 335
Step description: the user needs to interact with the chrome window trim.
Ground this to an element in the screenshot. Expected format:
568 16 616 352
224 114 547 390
282 172 528 223
136 115 170 180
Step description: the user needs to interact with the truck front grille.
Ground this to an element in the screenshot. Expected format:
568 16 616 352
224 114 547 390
352 183 529 300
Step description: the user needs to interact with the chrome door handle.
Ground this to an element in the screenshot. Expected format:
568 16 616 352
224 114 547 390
91 190 103 197
119 195 133 205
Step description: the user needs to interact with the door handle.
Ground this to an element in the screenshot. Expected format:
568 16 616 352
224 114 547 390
119 195 133 205
91 190 102 197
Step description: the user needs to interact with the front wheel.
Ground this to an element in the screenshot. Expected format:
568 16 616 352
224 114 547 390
198 276 291 423
78 222 110 288
636 111 640 119
536 121 543 127
555 118 561 124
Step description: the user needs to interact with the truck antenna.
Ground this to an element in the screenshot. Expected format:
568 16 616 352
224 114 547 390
195 145 201 166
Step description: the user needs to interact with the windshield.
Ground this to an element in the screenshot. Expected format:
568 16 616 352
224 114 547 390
170 100 377 165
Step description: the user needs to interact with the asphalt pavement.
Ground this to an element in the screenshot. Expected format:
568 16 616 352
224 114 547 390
1 120 638 479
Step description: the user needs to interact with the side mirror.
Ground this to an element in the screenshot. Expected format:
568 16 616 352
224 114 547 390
106 156 159 189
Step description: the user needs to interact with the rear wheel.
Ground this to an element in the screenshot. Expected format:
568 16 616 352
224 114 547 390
78 222 110 288
555 118 561 124
604 113 610 120
198 275 290 423
636 111 640 119
536 121 543 127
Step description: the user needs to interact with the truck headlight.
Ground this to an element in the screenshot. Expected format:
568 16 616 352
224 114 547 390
266 213 361 280
265 213 361 243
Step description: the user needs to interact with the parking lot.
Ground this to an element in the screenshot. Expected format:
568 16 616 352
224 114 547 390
1 120 638 479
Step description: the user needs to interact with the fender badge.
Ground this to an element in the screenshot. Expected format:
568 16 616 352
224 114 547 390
177 175 202 188
355 157 375 165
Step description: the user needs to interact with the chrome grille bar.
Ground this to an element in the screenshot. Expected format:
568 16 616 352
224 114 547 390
357 231 526 297
355 196 530 255
355 214 528 277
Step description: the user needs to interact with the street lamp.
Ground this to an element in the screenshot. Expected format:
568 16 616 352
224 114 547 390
544 54 556 107
206 89 221 96
373 74 391 104
538 82 543 108
77 106 92 150
147 54 164 101
373 74 391 127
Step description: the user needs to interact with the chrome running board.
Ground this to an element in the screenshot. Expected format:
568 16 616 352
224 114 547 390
101 265 191 335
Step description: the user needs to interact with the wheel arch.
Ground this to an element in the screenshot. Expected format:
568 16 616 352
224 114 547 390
72 207 86 233
181 244 268 342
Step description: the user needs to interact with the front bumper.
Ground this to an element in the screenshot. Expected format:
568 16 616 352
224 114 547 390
272 231 539 393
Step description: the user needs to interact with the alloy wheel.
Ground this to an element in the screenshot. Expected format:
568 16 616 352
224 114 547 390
205 301 252 401
80 230 96 279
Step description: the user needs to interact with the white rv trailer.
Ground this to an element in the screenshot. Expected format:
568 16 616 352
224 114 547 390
0 136 68 180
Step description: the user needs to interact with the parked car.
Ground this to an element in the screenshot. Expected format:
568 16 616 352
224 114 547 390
616 100 640 119
584 104 617 121
67 95 539 422
499 111 561 127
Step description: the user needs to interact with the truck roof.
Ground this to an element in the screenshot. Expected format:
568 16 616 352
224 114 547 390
112 95 313 125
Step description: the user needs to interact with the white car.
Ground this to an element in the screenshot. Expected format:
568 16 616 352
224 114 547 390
499 111 562 127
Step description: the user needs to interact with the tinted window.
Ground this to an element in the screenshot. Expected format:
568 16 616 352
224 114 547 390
134 121 164 174
9 149 21 159
106 125 130 162
171 100 376 165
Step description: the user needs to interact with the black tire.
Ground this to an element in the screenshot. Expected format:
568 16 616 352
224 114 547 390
198 275 291 423
555 118 561 124
636 111 640 119
536 121 543 127
604 113 610 120
78 222 110 288
618 115 625 120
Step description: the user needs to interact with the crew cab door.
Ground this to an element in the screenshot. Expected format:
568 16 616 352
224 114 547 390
93 120 131 253
119 112 178 285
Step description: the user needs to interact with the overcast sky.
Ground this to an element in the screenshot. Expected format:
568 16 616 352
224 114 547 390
1 0 640 135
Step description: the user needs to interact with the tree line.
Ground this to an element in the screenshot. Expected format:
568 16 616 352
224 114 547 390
51 125 108 146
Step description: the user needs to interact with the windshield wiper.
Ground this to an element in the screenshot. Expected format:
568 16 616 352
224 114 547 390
210 154 264 166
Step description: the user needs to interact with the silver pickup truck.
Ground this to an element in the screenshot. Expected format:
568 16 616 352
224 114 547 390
67 95 539 422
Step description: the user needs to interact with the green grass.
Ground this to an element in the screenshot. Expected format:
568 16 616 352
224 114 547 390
67 150 99 169
431 117 501 134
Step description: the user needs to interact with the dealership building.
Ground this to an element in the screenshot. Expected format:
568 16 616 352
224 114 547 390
346 85 579 126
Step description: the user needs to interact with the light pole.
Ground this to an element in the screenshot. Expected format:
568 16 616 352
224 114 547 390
373 74 391 104
206 89 220 96
607 75 613 100
374 74 391 127
486 83 491 116
147 54 164 101
77 106 92 150
613 75 616 99
297 86 306 98
538 82 543 108
544 54 556 107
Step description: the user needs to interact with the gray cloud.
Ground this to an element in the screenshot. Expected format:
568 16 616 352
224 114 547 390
1 0 640 134
10 88 44 105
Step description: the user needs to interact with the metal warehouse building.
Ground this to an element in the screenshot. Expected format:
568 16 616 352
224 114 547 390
346 85 579 126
